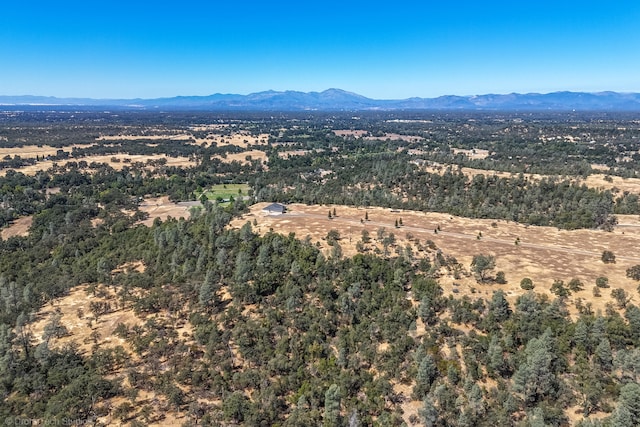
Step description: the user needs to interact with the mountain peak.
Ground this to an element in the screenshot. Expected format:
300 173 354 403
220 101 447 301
1 90 640 111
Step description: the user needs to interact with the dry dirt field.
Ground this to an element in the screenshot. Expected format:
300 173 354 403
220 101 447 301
333 129 423 142
0 129 269 176
365 133 423 142
202 132 269 148
29 276 198 425
1 215 32 239
30 284 137 354
96 134 193 142
451 147 491 159
231 203 640 315
221 149 267 164
137 196 194 226
424 162 640 195
0 144 94 159
0 154 195 176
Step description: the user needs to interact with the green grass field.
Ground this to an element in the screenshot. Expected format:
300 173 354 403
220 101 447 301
197 183 250 202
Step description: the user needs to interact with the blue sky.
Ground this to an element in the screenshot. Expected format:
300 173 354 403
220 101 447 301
1 1 639 99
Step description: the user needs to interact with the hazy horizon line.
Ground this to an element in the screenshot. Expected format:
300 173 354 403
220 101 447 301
2 88 640 101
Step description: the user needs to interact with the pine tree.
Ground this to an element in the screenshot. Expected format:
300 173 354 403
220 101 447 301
419 396 438 427
323 384 341 427
414 354 438 399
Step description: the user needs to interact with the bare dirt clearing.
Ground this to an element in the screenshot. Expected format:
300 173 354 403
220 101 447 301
423 162 640 195
333 129 423 142
451 147 491 159
0 154 195 176
0 144 93 159
137 196 194 226
205 132 269 148
220 149 267 164
1 215 32 239
96 134 193 141
30 284 138 354
29 281 197 425
365 133 422 142
231 203 640 314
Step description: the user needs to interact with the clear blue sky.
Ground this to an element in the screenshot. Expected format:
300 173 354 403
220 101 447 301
1 1 639 99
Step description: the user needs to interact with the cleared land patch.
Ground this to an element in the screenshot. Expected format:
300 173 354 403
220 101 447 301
231 203 640 315
422 162 640 195
219 149 267 164
1 215 32 239
137 196 194 226
96 134 193 141
30 280 196 425
451 147 491 159
0 154 194 176
30 284 137 353
0 144 94 159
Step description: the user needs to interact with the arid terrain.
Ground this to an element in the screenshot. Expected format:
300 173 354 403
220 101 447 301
231 202 640 315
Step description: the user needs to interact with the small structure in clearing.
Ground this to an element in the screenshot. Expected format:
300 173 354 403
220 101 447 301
262 203 286 215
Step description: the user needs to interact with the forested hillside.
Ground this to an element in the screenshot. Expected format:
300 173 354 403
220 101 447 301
0 111 640 426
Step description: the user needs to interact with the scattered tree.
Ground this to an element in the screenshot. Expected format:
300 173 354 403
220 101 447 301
470 254 496 282
601 250 616 264
627 265 640 281
520 277 534 290
596 276 610 288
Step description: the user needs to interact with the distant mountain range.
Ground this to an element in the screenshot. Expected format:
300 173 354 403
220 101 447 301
2 89 640 111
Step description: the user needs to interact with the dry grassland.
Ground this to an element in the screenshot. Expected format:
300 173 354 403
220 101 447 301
96 134 193 141
0 154 194 176
220 149 267 164
183 132 269 149
30 284 137 354
451 147 491 159
365 133 422 142
0 144 94 159
206 132 269 148
334 129 423 142
231 203 640 315
424 162 640 195
1 215 32 239
29 274 199 425
137 196 193 226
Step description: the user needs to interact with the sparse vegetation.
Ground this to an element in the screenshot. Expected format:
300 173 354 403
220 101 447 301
602 250 616 264
520 277 534 290
596 276 610 288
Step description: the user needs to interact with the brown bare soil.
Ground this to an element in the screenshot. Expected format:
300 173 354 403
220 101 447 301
0 154 195 176
365 133 422 142
423 162 640 195
277 149 311 158
182 131 269 148
231 203 640 315
333 129 423 142
219 149 267 164
207 132 269 148
1 216 32 239
0 129 268 176
96 134 193 141
277 148 326 159
0 144 94 159
30 284 138 354
29 280 199 425
137 196 193 226
451 147 490 159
